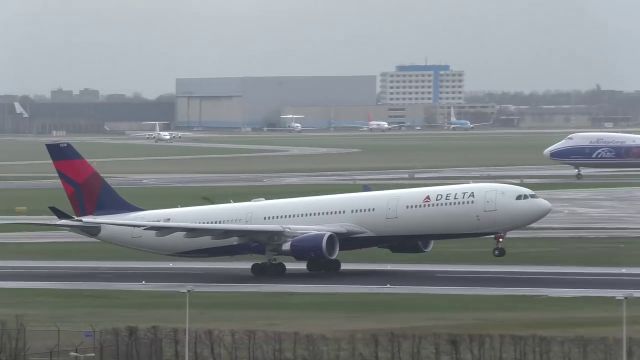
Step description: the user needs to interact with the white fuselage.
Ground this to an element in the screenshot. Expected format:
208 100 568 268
82 183 551 257
544 132 640 168
155 132 172 141
369 121 391 131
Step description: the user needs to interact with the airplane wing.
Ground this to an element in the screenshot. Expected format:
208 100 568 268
168 132 191 136
130 133 156 137
78 218 370 239
0 217 370 240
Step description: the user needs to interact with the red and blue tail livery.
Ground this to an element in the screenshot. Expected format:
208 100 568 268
46 142 142 216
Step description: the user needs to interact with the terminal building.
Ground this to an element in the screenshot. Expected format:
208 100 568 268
175 76 376 129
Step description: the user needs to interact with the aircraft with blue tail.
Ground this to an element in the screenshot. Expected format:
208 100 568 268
446 107 493 131
1 143 552 276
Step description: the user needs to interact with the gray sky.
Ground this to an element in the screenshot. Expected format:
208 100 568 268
2 0 637 97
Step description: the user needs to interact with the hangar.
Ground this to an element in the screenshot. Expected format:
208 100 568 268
175 76 376 129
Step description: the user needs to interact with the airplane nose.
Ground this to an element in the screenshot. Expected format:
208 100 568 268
543 147 552 158
539 199 552 217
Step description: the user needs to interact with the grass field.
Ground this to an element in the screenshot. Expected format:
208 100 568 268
0 133 563 174
0 289 636 336
0 139 261 162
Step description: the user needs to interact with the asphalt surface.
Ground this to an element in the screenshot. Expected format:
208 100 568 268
0 262 639 296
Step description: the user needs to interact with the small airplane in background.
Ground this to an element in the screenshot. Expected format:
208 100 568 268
131 122 189 143
544 132 640 179
446 107 492 131
263 115 314 133
363 113 403 132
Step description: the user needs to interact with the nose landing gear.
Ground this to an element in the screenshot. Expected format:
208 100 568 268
574 167 583 180
492 233 507 257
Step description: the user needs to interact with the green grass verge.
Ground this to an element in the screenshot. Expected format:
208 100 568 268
0 236 638 267
0 139 262 162
0 133 563 173
0 289 633 336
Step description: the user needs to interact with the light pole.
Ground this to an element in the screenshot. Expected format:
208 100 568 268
617 294 633 360
181 287 194 360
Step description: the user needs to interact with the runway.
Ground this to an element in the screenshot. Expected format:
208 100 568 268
0 261 639 297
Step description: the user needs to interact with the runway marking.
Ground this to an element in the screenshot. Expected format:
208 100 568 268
436 274 640 280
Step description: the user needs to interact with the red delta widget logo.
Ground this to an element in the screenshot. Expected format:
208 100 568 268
423 192 475 203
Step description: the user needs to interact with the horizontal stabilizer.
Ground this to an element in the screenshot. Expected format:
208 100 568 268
48 206 74 220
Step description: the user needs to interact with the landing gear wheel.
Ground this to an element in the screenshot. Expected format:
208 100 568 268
324 259 342 273
493 233 507 258
575 167 583 180
306 259 342 273
269 262 286 276
251 262 287 276
306 259 323 272
250 262 268 276
492 247 506 257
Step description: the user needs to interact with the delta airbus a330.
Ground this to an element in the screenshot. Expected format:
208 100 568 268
544 132 640 179
7 143 552 276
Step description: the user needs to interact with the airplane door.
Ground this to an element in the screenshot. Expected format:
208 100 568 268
386 198 399 219
484 190 497 212
245 212 253 224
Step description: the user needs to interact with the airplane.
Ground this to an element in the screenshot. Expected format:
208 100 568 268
544 132 640 179
131 122 189 143
445 107 492 131
263 115 314 133
362 113 404 132
4 143 552 276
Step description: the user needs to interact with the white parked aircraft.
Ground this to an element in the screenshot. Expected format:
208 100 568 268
6 143 552 276
131 122 189 143
263 115 314 133
544 132 640 179
362 113 404 132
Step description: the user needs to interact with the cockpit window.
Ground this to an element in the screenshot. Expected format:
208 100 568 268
529 193 538 198
564 136 574 140
515 195 523 200
522 194 529 200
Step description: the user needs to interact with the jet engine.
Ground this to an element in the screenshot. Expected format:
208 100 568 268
383 239 434 253
280 232 339 260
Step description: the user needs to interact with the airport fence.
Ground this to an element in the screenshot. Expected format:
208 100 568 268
3 322 640 360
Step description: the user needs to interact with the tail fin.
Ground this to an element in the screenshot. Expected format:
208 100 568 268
46 142 143 217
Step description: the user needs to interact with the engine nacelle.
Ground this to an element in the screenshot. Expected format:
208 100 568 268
383 240 434 253
280 232 339 260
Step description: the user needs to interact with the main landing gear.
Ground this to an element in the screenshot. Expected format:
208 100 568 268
250 261 286 276
306 258 341 273
574 167 583 180
492 233 507 257
250 258 342 276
